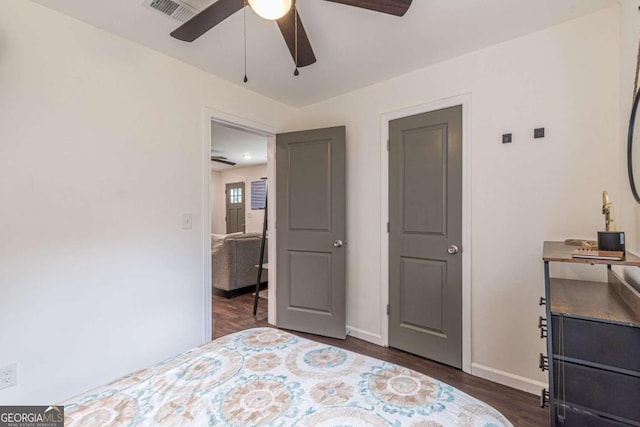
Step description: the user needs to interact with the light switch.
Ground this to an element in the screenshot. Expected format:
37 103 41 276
181 213 193 230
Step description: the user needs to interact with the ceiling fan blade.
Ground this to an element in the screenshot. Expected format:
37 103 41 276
276 7 316 67
171 0 245 42
211 157 237 166
324 0 412 17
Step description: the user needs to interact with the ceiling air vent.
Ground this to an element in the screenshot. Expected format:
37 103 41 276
143 0 197 23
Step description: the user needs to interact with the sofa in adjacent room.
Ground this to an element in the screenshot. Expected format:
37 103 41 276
211 233 267 298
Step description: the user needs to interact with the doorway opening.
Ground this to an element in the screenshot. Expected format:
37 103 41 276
204 111 277 341
203 112 348 342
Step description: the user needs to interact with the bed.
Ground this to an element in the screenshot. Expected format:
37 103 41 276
63 328 513 426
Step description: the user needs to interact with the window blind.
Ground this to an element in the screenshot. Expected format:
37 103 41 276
251 180 267 210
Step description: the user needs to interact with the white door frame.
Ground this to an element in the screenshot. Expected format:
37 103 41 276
203 108 279 342
380 94 472 373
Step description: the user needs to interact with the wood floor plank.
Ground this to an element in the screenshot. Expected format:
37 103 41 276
213 292 549 426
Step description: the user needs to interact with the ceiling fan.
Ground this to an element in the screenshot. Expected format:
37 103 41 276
170 0 413 69
211 155 237 166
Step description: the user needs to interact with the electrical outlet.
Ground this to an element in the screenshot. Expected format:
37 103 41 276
0 363 17 390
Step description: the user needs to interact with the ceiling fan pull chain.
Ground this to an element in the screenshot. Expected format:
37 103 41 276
243 0 248 83
293 0 299 76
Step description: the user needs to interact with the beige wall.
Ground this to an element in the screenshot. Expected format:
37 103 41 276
210 165 268 235
286 6 620 393
0 0 294 404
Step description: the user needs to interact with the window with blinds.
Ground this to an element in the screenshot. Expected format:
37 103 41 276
251 180 267 210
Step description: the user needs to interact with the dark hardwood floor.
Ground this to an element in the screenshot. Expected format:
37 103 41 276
213 292 549 427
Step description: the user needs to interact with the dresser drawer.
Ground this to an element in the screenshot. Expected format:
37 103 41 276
551 315 640 372
555 404 634 427
554 360 640 423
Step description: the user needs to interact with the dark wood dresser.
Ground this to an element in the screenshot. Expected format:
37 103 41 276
541 242 640 426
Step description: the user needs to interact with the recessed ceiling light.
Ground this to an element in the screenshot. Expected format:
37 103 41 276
243 154 252 160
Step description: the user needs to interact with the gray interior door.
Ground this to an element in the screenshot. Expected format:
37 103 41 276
388 105 463 369
276 126 346 339
225 182 245 234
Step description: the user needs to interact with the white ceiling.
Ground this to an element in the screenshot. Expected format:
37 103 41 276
210 122 267 172
33 0 618 107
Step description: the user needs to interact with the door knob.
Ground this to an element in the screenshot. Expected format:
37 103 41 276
333 240 344 248
447 244 460 254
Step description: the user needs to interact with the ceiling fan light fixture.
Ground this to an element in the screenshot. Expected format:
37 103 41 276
248 0 292 20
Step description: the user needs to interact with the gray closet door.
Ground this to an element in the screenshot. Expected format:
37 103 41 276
389 106 463 369
225 182 245 234
276 126 346 339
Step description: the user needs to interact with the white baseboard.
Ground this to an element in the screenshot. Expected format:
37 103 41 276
346 325 384 346
472 363 548 395
343 330 545 396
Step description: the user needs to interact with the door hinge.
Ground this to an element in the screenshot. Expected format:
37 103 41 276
387 139 390 151
386 304 390 316
387 222 390 233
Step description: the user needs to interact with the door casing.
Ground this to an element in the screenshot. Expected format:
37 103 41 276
380 94 472 373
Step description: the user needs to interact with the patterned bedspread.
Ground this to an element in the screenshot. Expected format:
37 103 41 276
64 328 512 426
